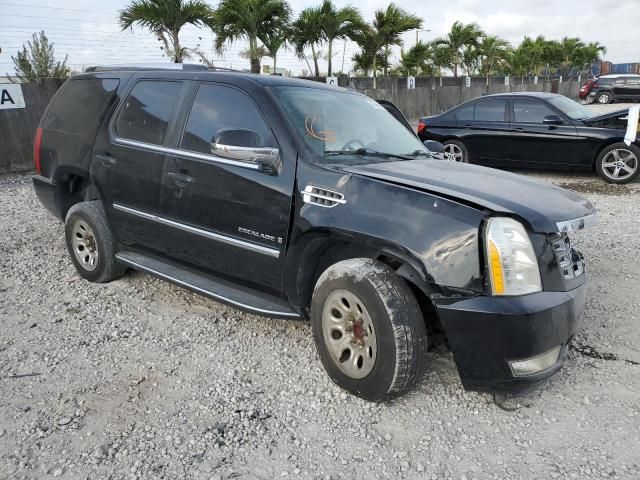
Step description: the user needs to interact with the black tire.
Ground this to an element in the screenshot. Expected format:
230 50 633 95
596 91 612 104
595 142 640 184
443 139 469 163
64 201 127 283
311 259 427 402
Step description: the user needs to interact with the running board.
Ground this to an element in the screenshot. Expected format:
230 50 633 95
115 250 300 319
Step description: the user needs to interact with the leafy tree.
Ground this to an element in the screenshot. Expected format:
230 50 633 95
575 42 607 73
433 21 484 77
213 0 291 74
559 36 585 67
259 24 291 74
292 6 324 77
9 31 69 83
119 0 215 63
397 41 436 76
373 4 422 77
317 0 364 76
350 26 387 77
478 35 511 75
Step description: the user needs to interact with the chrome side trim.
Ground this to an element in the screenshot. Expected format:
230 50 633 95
113 137 262 171
555 213 597 233
115 254 299 318
112 203 280 258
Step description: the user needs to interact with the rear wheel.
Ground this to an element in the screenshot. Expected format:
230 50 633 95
595 143 640 184
65 201 127 283
311 259 427 402
443 140 469 163
596 91 612 104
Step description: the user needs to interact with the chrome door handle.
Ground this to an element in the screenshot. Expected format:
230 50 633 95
95 154 116 168
167 171 194 187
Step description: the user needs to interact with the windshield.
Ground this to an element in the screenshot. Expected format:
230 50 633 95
547 96 595 120
270 86 428 162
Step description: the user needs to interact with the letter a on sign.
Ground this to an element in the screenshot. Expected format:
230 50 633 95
0 84 26 110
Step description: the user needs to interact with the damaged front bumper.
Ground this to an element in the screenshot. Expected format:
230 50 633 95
433 282 587 392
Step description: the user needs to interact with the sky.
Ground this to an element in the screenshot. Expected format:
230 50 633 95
0 0 638 76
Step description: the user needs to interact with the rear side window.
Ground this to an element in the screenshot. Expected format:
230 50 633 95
457 99 506 122
115 81 182 145
181 84 276 154
43 78 119 134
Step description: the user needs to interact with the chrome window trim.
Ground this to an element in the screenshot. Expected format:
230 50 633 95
115 254 299 318
112 137 262 171
555 213 597 233
112 203 280 258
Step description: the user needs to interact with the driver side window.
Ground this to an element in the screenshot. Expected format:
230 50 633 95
180 84 276 155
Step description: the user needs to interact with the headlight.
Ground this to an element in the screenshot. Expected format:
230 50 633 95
485 217 542 296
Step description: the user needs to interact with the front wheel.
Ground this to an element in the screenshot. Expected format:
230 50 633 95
311 259 427 402
595 143 640 184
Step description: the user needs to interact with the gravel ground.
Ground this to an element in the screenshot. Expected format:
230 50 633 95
1 169 639 480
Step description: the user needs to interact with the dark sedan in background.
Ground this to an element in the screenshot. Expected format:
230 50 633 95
418 92 640 183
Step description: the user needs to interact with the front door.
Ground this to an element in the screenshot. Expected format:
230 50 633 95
157 82 295 296
92 79 185 253
508 97 582 167
455 97 510 166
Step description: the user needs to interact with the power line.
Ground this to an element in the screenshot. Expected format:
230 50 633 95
0 2 115 15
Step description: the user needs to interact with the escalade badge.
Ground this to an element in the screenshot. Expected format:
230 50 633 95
238 227 283 244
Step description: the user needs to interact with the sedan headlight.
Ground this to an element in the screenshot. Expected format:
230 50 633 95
485 217 542 296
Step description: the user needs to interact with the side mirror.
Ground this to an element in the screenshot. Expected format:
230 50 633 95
423 140 445 153
211 128 280 174
543 114 563 125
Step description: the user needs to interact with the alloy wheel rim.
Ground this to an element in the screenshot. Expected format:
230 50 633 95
601 149 638 180
71 219 99 271
598 94 610 104
444 144 464 162
321 289 377 379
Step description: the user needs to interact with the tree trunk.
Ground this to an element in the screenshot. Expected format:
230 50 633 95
311 43 319 77
383 45 389 76
273 54 277 74
327 40 333 76
249 36 261 74
172 32 182 63
372 55 377 89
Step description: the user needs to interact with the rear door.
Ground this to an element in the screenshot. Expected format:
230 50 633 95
455 97 510 165
612 78 628 99
508 97 581 167
623 77 640 99
93 79 186 253
156 82 295 295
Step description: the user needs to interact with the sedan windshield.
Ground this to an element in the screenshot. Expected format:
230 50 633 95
547 96 595 120
270 86 428 163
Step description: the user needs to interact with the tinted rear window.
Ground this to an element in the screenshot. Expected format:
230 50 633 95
115 80 182 145
456 99 506 122
43 78 119 135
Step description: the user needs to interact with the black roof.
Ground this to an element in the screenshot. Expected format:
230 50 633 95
75 67 346 92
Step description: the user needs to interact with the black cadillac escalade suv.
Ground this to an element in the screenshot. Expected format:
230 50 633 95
32 65 596 401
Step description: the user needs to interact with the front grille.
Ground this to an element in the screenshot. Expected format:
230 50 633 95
551 233 585 280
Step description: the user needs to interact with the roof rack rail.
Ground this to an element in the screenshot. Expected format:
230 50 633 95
84 63 210 73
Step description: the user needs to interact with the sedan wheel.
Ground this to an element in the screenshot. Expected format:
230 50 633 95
443 143 465 162
600 148 638 182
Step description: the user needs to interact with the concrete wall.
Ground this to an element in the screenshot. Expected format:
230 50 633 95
0 79 64 174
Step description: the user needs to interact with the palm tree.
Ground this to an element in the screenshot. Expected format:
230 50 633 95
317 0 364 76
292 6 324 76
559 36 585 67
212 0 291 74
433 21 484 77
259 25 290 74
373 4 422 77
119 0 215 63
479 35 511 76
350 26 386 77
576 41 607 74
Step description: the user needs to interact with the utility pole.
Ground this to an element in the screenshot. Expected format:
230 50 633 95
415 29 431 46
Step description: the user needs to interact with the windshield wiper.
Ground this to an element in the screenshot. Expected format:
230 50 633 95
324 147 414 160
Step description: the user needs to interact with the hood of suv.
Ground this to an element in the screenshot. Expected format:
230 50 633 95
340 160 595 233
